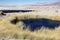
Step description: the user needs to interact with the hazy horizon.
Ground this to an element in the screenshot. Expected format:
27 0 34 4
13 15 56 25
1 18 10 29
0 0 59 6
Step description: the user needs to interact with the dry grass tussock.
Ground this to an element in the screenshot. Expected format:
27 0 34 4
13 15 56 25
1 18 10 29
4 12 60 21
0 13 60 40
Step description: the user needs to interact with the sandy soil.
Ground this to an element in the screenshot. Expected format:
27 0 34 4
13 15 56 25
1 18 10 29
0 6 60 20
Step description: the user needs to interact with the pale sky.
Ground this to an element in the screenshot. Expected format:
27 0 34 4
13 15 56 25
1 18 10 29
0 0 59 6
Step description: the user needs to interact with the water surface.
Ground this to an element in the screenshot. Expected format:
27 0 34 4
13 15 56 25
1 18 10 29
0 10 33 13
22 18 60 31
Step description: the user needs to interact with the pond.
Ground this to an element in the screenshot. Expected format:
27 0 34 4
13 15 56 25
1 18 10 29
22 18 60 31
0 10 33 13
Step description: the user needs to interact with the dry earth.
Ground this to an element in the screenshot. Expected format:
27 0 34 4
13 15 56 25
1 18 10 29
0 6 60 20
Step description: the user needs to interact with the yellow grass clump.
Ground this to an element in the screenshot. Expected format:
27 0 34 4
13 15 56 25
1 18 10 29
0 13 60 40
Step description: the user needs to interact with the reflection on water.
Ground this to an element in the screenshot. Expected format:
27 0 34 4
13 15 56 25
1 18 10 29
23 18 60 31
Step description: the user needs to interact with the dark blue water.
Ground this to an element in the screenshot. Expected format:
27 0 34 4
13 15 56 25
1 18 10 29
0 10 33 13
22 18 60 31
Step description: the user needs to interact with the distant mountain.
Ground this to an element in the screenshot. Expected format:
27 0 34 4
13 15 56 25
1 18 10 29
43 2 60 6
0 5 17 7
28 2 60 6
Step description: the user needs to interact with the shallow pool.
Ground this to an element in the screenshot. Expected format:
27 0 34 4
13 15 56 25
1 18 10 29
23 18 60 31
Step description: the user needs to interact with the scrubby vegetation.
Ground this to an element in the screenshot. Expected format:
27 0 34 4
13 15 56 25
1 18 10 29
0 13 60 40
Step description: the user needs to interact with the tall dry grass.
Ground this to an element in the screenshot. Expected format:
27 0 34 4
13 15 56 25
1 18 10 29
0 13 60 40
